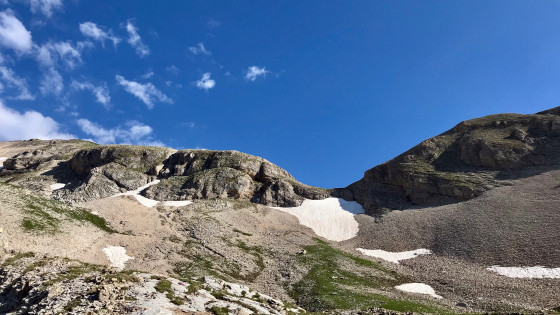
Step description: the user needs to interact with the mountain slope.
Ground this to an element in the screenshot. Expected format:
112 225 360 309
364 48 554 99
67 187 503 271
341 107 560 214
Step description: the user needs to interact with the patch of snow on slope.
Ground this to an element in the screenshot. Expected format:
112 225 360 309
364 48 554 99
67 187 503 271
0 157 7 170
50 183 66 190
274 198 364 242
112 180 193 208
395 283 442 299
487 266 560 278
102 246 134 271
163 200 193 207
356 248 432 264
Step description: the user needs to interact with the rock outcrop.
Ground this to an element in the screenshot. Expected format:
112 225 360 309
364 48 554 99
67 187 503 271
53 145 174 203
143 149 329 207
1 139 98 172
1 143 329 207
341 108 560 214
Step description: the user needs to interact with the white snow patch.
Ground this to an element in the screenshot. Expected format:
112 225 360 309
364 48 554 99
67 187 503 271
112 180 194 208
273 198 364 242
163 200 193 207
356 248 432 264
0 157 7 170
395 283 442 299
487 266 560 279
133 194 160 208
115 180 161 197
102 246 134 271
50 183 66 190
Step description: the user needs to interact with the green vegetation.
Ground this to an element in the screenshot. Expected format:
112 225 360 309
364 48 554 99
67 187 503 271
209 306 230 315
43 263 104 287
20 193 114 234
155 279 184 305
1 252 34 267
62 298 82 313
290 239 452 314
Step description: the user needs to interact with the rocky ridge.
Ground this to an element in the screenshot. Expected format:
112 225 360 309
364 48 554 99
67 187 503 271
341 107 560 214
1 142 328 207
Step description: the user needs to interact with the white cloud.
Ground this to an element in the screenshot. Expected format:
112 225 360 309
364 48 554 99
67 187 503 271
195 72 215 91
79 22 120 47
0 10 33 53
189 42 210 55
77 118 163 146
0 101 74 141
39 67 63 96
72 80 110 108
0 66 34 100
165 65 179 75
205 18 221 29
28 0 63 18
115 74 172 109
125 21 149 57
36 41 83 69
140 70 153 79
245 66 268 81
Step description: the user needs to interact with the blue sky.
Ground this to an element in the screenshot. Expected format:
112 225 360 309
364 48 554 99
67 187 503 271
0 1 559 188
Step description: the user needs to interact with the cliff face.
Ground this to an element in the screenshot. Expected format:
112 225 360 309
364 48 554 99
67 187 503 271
143 149 329 207
342 108 560 214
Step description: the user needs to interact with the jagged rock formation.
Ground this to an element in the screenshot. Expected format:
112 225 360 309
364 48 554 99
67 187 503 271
143 149 329 207
341 108 560 214
53 145 174 203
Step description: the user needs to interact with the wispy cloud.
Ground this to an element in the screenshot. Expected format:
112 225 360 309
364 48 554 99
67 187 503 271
77 118 163 146
195 72 215 91
72 80 110 108
79 22 120 47
140 70 154 79
27 0 63 18
189 42 211 55
125 21 149 57
0 10 33 53
205 18 221 29
245 66 268 81
35 41 84 69
39 67 63 96
165 65 180 75
0 101 74 141
115 74 172 108
0 66 34 100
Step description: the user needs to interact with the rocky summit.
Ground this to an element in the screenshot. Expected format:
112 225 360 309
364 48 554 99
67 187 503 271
1 107 560 314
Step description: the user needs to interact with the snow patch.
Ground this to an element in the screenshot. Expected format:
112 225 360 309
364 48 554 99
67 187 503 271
50 183 66 190
112 180 193 208
0 157 7 170
163 200 193 207
356 248 432 264
273 198 364 242
395 283 442 299
102 246 134 271
487 266 560 279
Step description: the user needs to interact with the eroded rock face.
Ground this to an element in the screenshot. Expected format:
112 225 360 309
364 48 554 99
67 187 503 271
144 149 329 207
53 145 174 203
342 108 560 214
